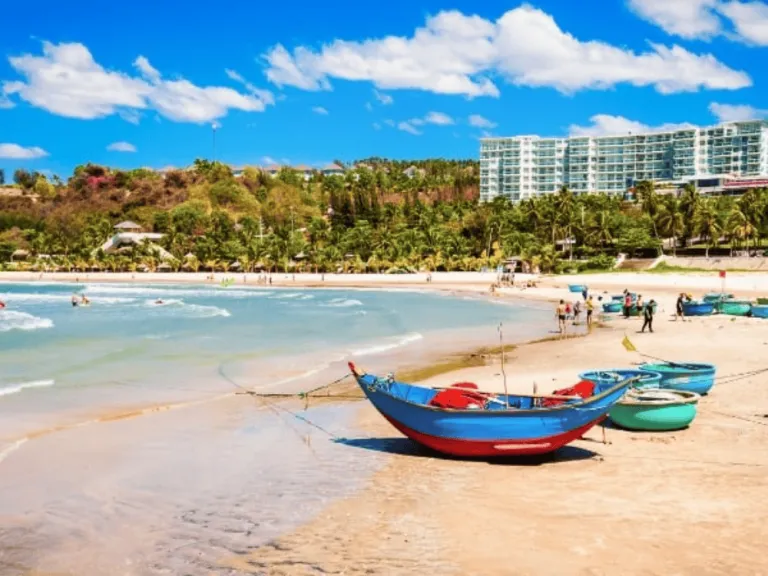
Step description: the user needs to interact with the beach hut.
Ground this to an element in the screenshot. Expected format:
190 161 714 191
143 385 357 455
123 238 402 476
10 249 30 262
229 261 242 271
157 263 172 272
113 221 143 233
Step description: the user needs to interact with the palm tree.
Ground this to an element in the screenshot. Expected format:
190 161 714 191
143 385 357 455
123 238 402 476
693 202 723 258
657 196 685 256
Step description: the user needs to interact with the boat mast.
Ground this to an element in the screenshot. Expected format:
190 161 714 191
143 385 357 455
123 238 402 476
498 322 509 408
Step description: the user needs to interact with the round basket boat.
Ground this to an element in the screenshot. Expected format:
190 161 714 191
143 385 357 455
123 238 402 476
579 369 661 394
639 362 716 395
568 284 587 293
609 389 700 431
602 302 623 313
751 304 768 319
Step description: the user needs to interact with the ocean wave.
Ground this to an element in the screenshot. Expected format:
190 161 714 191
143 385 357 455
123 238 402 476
323 298 363 308
141 299 230 318
0 311 54 333
351 332 423 357
0 379 55 398
0 438 28 464
84 284 266 299
268 292 303 300
185 304 231 318
0 293 134 305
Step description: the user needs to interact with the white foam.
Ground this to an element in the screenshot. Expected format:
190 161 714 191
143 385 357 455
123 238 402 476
84 284 266 299
351 332 423 357
0 310 54 332
0 293 134 304
0 438 28 465
323 298 363 308
0 379 55 397
268 292 303 299
185 304 231 318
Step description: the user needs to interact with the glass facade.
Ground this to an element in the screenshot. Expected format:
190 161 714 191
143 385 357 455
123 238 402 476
479 121 768 202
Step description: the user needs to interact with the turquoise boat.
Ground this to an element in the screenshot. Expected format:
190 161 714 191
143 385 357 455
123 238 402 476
750 305 768 319
681 300 714 316
579 369 661 394
568 284 587 293
703 292 734 303
609 389 700 431
716 299 751 316
611 295 624 302
602 302 622 313
639 362 716 395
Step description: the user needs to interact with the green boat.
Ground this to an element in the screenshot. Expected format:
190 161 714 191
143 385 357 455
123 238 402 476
609 389 700 431
757 297 768 306
715 300 752 316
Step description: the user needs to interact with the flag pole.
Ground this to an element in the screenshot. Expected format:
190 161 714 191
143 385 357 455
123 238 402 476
498 322 509 408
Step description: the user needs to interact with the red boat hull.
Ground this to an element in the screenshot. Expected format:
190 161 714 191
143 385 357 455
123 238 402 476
382 414 604 457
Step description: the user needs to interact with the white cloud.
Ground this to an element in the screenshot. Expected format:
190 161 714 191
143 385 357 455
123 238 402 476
569 114 695 137
709 102 768 122
107 141 137 152
383 119 395 127
2 41 274 124
373 89 393 105
627 0 722 39
718 1 768 45
373 122 381 130
424 111 454 125
468 114 497 128
628 0 768 46
261 156 277 165
365 101 373 111
398 121 422 135
312 106 329 115
0 143 48 159
262 6 750 97
0 94 15 109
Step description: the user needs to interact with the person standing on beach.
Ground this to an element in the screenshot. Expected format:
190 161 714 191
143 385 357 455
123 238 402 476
581 287 587 301
585 296 594 327
641 299 655 333
573 300 582 325
556 300 567 334
623 292 632 319
675 293 686 322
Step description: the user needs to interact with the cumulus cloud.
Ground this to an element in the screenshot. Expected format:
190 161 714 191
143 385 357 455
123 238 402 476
1 41 274 123
312 106 329 115
709 102 768 122
569 114 696 137
394 111 454 134
628 0 768 45
0 143 48 159
107 141 137 152
468 114 497 128
262 5 750 97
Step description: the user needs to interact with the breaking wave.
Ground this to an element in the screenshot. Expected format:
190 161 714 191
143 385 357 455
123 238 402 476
0 379 55 398
351 332 423 357
0 310 54 333
323 298 363 308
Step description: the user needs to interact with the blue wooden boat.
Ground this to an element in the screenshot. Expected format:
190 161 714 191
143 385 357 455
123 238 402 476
638 362 716 395
751 304 768 319
716 300 751 316
579 369 661 393
602 302 622 313
348 362 633 457
609 389 699 431
611 294 624 302
703 292 734 303
568 284 587 294
681 300 714 316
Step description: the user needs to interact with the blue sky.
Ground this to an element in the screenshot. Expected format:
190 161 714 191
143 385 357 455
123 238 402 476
1 0 767 177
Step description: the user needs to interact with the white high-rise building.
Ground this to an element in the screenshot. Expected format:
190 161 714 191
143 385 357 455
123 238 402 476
479 120 768 202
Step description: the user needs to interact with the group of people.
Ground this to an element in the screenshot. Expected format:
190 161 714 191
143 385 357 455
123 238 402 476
71 294 90 307
555 294 595 334
620 289 656 333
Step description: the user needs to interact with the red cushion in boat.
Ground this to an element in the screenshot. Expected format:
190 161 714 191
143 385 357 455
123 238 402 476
540 380 595 408
450 382 479 390
429 388 488 409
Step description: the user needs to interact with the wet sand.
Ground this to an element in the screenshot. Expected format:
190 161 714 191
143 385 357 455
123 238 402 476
221 308 768 575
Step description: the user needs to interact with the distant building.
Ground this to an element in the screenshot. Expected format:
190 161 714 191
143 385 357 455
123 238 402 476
321 163 345 176
98 221 174 261
480 120 768 202
403 165 425 179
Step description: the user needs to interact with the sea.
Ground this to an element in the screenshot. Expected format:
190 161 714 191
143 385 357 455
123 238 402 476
0 281 552 575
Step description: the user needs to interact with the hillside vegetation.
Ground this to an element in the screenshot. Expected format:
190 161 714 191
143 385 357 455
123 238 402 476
0 161 766 273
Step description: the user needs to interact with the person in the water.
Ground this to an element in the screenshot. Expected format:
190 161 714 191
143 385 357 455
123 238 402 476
71 295 79 307
155 299 164 305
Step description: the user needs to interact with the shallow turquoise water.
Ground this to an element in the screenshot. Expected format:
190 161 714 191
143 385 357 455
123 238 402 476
0 282 550 431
